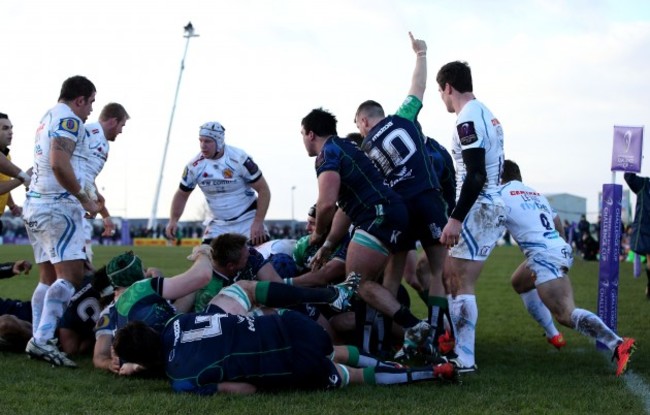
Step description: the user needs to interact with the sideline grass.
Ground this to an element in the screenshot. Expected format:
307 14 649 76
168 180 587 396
0 244 647 415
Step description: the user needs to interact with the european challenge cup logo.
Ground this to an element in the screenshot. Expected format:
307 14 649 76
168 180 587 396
623 130 632 153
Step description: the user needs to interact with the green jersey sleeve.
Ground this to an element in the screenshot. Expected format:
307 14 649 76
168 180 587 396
394 95 423 122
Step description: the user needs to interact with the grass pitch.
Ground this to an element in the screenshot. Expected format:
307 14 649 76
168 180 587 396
0 244 647 415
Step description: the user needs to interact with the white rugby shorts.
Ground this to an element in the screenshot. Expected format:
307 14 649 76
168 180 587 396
203 210 266 241
23 198 87 264
450 202 506 261
528 244 574 286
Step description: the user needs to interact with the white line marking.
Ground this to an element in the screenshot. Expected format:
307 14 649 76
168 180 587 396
622 370 650 415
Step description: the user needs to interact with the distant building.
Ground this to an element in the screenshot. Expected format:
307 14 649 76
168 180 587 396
546 193 587 224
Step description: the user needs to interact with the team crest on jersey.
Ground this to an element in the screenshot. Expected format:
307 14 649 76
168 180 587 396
182 166 189 181
94 314 111 331
59 118 80 135
222 168 234 179
243 157 259 175
457 121 478 145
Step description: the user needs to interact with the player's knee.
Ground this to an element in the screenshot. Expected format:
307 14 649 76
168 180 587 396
49 279 76 300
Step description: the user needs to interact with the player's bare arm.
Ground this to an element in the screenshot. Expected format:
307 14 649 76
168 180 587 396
408 31 427 100
166 189 191 239
50 136 100 216
249 176 271 246
311 171 340 246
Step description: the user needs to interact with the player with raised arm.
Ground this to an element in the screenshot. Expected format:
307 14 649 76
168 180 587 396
302 107 430 356
354 33 451 358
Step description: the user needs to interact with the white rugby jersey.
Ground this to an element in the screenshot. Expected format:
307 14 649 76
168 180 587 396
29 103 87 196
82 122 109 182
452 99 505 205
499 180 568 256
180 145 262 221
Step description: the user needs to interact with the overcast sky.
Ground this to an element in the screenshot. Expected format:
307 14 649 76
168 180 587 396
2 0 649 225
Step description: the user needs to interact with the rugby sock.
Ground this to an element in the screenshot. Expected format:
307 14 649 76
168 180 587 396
362 304 378 353
363 366 437 385
427 296 448 333
34 279 75 345
450 295 477 366
375 313 394 357
254 281 337 307
392 305 420 329
30 283 49 337
342 345 391 368
336 364 350 388
353 299 370 352
520 289 559 338
570 308 622 351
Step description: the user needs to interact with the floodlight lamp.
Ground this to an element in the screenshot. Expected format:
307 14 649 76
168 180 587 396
184 22 198 38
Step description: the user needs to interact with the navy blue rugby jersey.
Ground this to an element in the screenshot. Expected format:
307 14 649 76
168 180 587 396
361 95 440 198
315 136 402 222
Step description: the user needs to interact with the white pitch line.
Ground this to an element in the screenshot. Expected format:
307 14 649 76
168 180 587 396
597 349 650 414
621 370 650 415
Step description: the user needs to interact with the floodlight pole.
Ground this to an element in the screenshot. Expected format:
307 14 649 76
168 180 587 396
147 22 199 232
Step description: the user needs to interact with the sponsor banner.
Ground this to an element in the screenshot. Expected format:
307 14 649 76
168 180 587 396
611 126 644 172
133 238 169 246
596 184 622 349
132 238 202 247
180 238 202 247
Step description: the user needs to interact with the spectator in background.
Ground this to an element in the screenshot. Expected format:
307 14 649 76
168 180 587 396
578 214 590 239
581 232 599 261
624 172 650 298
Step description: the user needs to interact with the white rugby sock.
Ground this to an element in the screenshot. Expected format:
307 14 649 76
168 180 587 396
30 283 50 337
34 279 75 345
450 294 477 366
520 289 559 338
570 308 622 351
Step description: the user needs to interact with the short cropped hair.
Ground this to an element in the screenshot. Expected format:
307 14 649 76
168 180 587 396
58 75 96 102
301 108 338 137
501 159 522 183
436 61 473 94
99 103 130 122
355 100 385 120
210 233 248 267
0 113 7 120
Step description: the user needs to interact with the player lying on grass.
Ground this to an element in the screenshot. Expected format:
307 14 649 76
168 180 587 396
93 247 360 375
113 279 458 395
